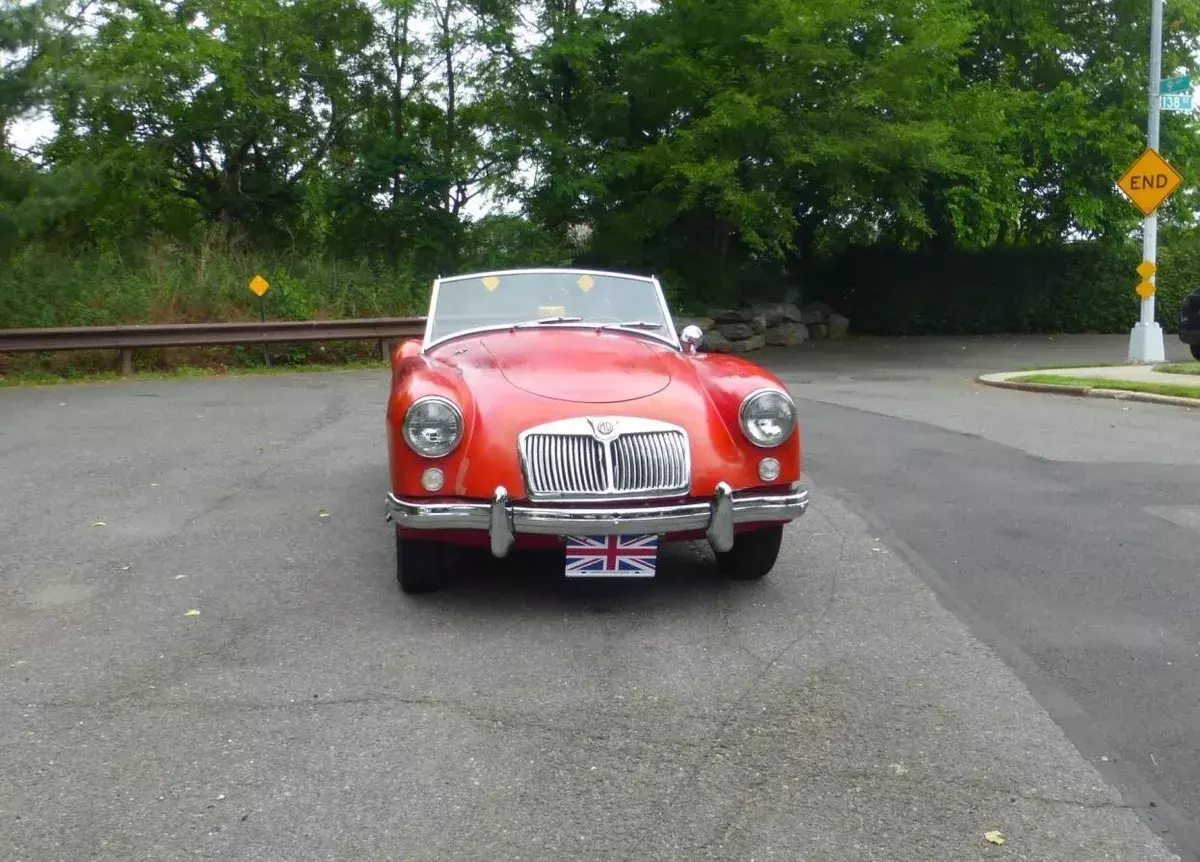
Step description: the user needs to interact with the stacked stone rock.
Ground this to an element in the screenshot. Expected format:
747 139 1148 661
674 302 849 354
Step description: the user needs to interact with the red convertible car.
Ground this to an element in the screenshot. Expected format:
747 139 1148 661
384 268 810 594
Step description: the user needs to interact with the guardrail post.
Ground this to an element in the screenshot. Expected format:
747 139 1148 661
380 338 391 361
120 348 133 376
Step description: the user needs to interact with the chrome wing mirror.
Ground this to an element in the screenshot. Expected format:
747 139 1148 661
680 324 704 354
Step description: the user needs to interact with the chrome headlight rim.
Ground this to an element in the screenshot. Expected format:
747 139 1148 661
738 387 797 449
402 395 464 459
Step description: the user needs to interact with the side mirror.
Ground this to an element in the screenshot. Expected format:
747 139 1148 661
680 324 704 354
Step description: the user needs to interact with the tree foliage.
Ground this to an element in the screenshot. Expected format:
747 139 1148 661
2 0 1199 322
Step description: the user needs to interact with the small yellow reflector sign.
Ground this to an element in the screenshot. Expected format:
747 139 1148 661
249 274 270 296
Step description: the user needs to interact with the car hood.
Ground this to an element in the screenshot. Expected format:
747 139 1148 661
398 329 797 500
478 329 672 403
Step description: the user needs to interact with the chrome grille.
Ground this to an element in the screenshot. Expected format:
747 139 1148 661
522 433 607 496
611 431 689 494
518 418 691 500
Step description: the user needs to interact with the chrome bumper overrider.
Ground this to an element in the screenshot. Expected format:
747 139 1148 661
385 482 810 558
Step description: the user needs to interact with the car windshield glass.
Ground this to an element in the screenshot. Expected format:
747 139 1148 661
426 271 673 346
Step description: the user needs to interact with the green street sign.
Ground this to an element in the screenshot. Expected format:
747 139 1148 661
1160 93 1195 113
1161 74 1191 95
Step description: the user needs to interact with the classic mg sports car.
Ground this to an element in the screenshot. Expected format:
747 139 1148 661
384 268 810 594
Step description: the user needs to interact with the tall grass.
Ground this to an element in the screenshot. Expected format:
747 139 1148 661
0 227 428 329
0 228 434 375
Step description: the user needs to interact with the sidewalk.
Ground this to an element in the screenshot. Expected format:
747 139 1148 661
978 364 1200 408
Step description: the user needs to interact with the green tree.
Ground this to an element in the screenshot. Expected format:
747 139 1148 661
947 0 1200 243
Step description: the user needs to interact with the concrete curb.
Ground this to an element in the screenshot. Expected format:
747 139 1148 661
976 372 1200 409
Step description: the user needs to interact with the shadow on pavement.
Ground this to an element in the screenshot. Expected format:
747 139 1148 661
400 539 767 615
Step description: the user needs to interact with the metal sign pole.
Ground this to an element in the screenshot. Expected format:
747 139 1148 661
1129 0 1168 362
259 295 271 368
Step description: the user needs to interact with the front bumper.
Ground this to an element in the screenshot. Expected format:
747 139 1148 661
385 482 810 558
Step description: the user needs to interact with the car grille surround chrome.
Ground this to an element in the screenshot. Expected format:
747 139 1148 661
518 417 691 501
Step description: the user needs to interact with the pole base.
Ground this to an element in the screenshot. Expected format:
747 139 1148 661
1127 321 1166 363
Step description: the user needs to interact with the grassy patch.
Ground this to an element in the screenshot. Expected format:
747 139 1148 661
0 231 426 330
1154 362 1200 376
0 360 387 388
1011 374 1200 400
1015 361 1134 372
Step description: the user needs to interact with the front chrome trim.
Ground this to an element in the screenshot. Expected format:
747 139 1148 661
490 486 514 558
516 416 692 502
707 481 735 552
385 484 810 558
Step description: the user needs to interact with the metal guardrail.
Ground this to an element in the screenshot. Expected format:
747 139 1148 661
0 317 427 373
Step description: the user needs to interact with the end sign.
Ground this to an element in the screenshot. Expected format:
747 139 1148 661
1117 148 1184 216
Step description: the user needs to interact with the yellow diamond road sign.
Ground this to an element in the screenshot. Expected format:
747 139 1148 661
1136 281 1156 300
1117 148 1184 216
1137 260 1157 280
249 274 270 296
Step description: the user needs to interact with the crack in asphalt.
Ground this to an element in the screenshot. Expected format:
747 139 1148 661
14 684 1139 822
661 504 851 822
178 392 350 532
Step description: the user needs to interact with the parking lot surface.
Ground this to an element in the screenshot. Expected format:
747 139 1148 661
0 336 1192 860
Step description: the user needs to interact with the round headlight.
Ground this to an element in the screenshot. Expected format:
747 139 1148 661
739 388 796 448
403 396 463 458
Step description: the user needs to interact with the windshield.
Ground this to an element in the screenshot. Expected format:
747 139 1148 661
425 270 676 348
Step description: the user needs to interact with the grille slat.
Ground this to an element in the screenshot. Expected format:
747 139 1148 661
556 437 566 491
590 437 605 490
657 434 667 489
573 437 585 490
522 423 689 499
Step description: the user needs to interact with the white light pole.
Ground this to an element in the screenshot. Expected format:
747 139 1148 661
1128 0 1168 363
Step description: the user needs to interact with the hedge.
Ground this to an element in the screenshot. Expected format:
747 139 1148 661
802 238 1199 335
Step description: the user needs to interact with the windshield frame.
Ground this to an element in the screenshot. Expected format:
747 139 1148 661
420 268 682 354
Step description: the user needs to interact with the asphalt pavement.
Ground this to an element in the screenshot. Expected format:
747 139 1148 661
0 334 1194 860
769 334 1200 859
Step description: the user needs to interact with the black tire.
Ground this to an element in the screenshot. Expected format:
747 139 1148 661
396 531 446 595
715 525 784 581
1191 343 1200 361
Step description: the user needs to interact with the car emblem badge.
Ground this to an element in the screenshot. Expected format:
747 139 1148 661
591 418 617 439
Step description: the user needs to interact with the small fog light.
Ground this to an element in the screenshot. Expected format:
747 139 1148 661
758 457 781 482
421 467 445 492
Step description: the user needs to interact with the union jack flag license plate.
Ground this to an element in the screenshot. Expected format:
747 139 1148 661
564 534 659 578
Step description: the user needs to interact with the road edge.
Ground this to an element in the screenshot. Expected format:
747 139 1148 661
826 482 1200 862
976 373 1200 409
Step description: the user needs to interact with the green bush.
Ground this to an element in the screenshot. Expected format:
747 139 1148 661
4 226 1199 344
803 238 1199 335
0 234 427 328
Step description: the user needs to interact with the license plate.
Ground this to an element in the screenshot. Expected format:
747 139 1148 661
564 535 659 578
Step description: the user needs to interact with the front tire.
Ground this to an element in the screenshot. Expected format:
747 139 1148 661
1191 343 1200 361
396 532 446 595
715 525 784 581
